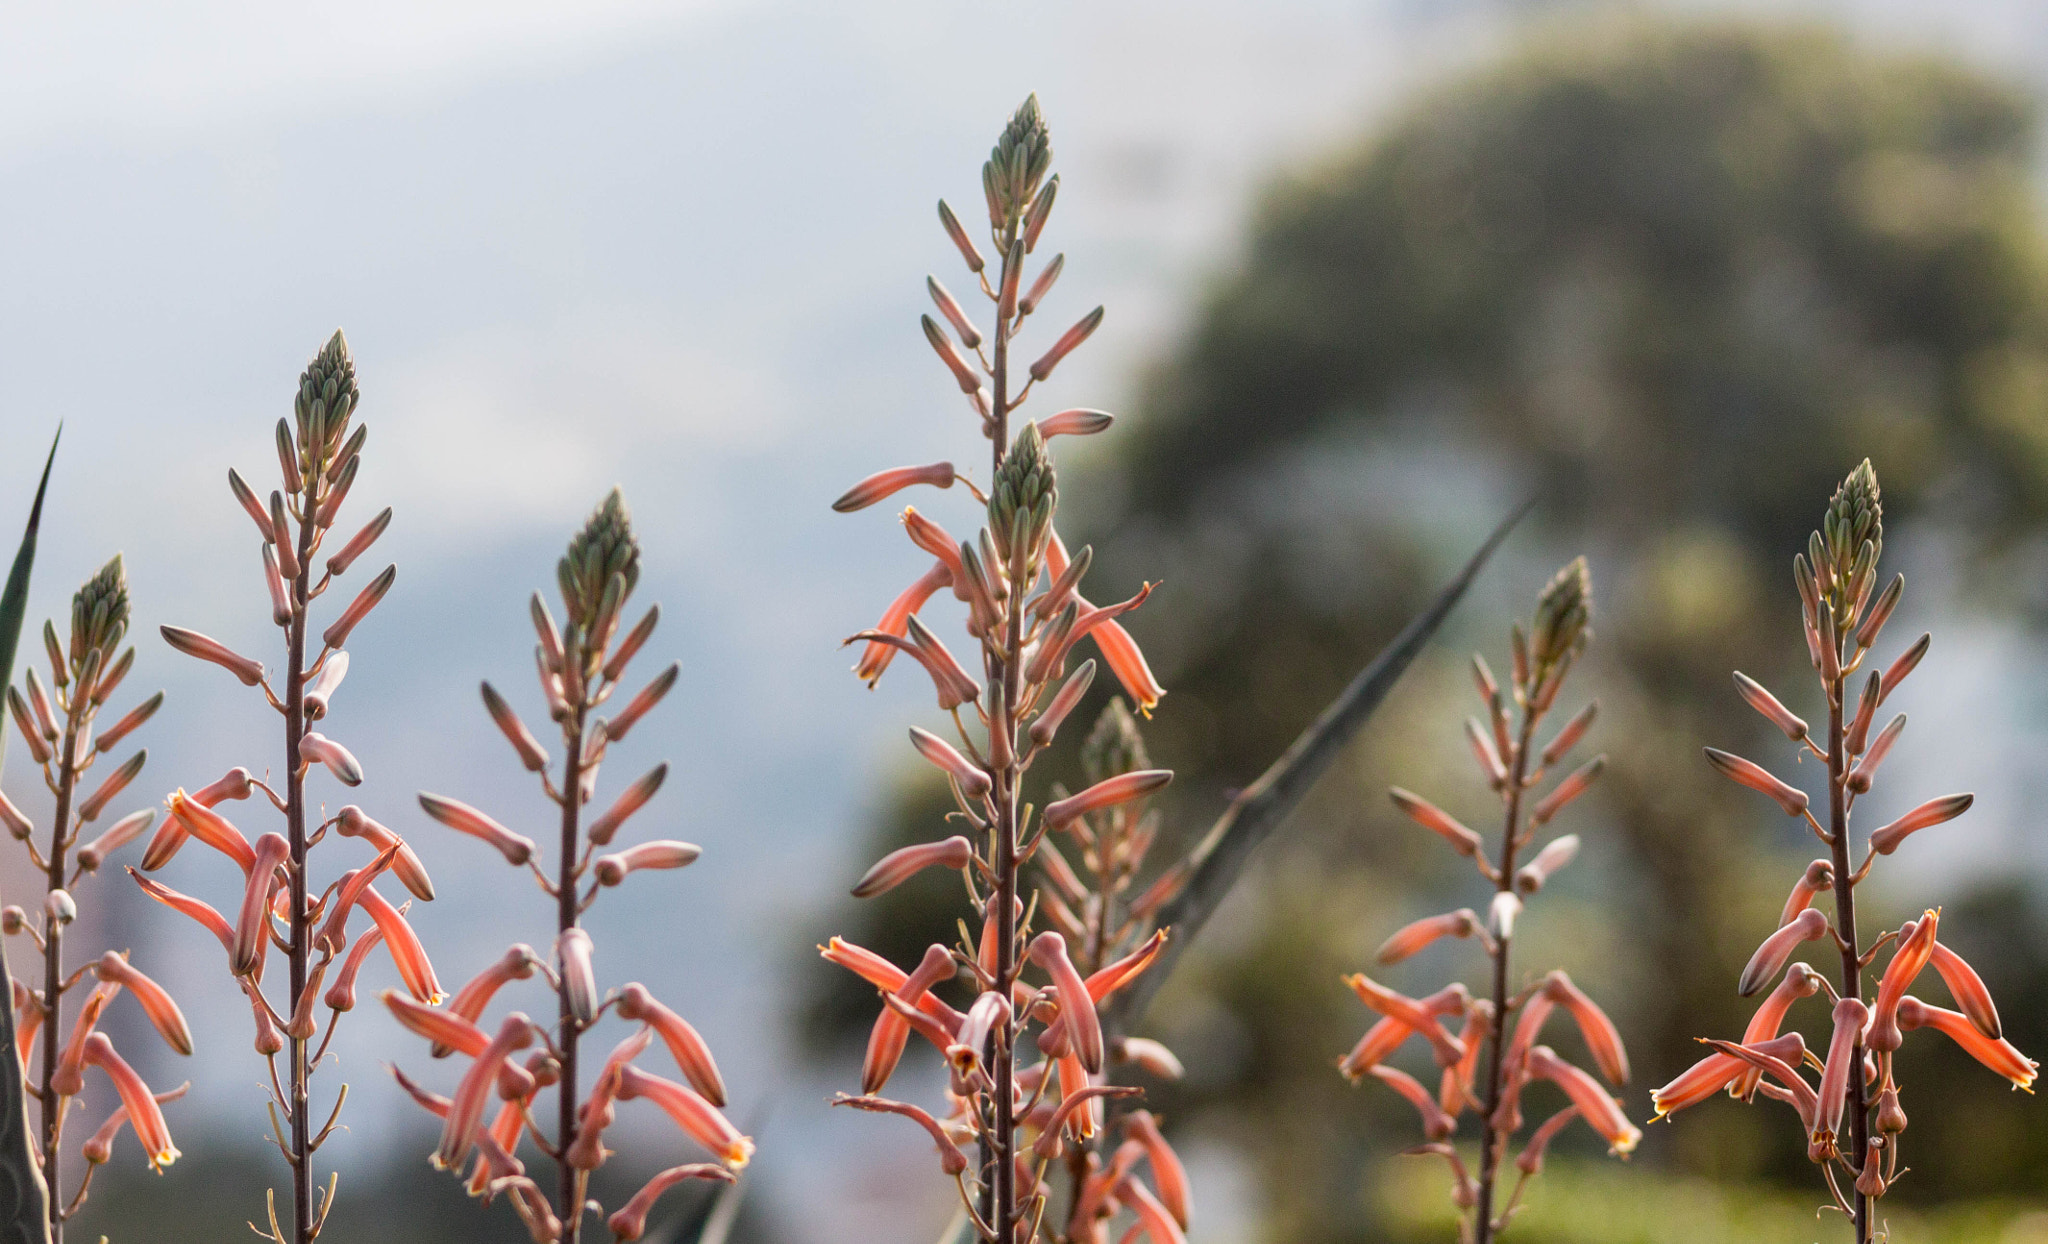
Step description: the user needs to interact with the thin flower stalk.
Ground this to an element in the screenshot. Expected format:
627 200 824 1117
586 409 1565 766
387 491 747 1244
825 97 1181 1244
152 331 427 1243
2 556 186 1239
1667 461 2037 1241
1340 559 1635 1244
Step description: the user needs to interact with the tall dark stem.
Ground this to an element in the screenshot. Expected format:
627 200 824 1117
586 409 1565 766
985 221 1019 1244
285 490 318 1244
1825 678 1869 1242
1471 709 1539 1244
557 709 587 1244
40 707 80 1244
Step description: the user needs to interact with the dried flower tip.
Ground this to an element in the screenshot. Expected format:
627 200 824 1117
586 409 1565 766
5 690 51 764
1897 997 2037 1089
1930 940 2002 1041
1028 305 1104 382
1846 714 1906 793
321 563 395 650
1739 906 1828 997
1516 833 1581 894
1878 633 1930 705
1389 787 1483 858
1375 909 1479 965
73 747 144 824
301 732 363 786
1531 756 1603 828
1869 793 1972 856
418 793 536 866
1704 747 1808 816
1531 556 1593 670
586 762 669 846
1045 769 1171 831
1039 408 1113 440
1781 860 1834 926
595 839 703 887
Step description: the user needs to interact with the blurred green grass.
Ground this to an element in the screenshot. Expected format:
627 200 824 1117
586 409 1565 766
1377 1160 2048 1244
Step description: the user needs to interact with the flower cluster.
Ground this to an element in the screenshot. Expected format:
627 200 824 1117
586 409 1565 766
1659 461 2037 1242
147 329 422 1244
1340 558 1634 1243
385 490 749 1244
3 555 186 1239
823 95 1183 1244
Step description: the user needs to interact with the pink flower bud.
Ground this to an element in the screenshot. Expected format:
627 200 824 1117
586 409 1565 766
1465 718 1508 789
52 986 112 1097
606 1164 735 1242
323 921 386 1012
1389 787 1482 857
334 806 436 902
1738 906 1828 997
1733 672 1807 741
95 952 191 1056
1869 793 1973 856
1545 971 1629 1085
602 665 676 744
385 991 489 1057
557 927 598 1026
1117 1037 1184 1081
1846 714 1906 793
1530 756 1603 828
1868 913 1936 1053
433 1013 534 1171
1044 770 1172 831
851 836 972 899
77 808 155 873
1515 834 1581 895
1845 670 1881 756
326 506 392 577
1373 1063 1455 1141
227 466 272 539
834 1094 967 1177
322 564 395 650
0 789 31 842
1032 932 1104 1073
303 651 348 720
908 726 990 801
262 544 292 625
1541 700 1599 767
617 982 730 1106
833 462 958 514
75 748 145 824
267 492 300 579
1814 997 1870 1154
96 690 164 753
595 839 702 887
1779 860 1834 927
1029 306 1104 382
1018 252 1064 316
1039 408 1113 439
1375 909 1479 965
1028 659 1096 751
1877 633 1930 706
921 314 983 394
232 834 290 976
1346 975 1465 1069
300 731 362 786
586 763 668 847
418 792 535 866
161 626 264 687
1705 747 1808 816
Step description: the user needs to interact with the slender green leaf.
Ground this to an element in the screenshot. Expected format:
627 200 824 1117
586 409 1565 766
1102 496 1533 1034
0 427 58 1242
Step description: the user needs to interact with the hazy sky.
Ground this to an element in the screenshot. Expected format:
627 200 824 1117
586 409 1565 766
2 2 2044 1239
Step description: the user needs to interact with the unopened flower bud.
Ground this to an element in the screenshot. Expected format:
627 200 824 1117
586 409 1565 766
1028 305 1104 382
326 506 392 578
322 564 395 650
595 840 703 887
47 889 77 925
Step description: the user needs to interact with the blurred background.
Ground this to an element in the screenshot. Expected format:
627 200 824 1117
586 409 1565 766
5 1 2048 1241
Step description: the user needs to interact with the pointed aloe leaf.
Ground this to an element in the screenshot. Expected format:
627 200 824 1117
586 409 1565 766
1101 496 1532 1034
0 427 57 1242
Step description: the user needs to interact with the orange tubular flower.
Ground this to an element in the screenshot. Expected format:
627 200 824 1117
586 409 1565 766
1868 913 1936 1053
820 937 964 1031
1868 793 1974 857
901 507 968 586
908 726 991 800
232 833 291 976
1733 671 1809 741
438 946 542 1053
615 1064 755 1167
1115 1171 1188 1244
1737 906 1828 997
52 986 112 1097
1704 747 1809 816
1516 1105 1580 1176
385 991 489 1057
852 945 954 1097
1388 787 1484 858
82 1082 191 1168
323 922 387 1012
1374 1065 1454 1140
1897 998 2038 1090
1545 971 1629 1085
616 982 730 1106
95 951 193 1056
852 836 975 900
1929 941 2001 1040
1031 932 1105 1073
166 787 259 874
853 561 952 685
1038 408 1114 439
835 1095 969 1176
1121 1110 1190 1227
1731 963 1822 1098
433 1014 535 1172
160 625 264 686
1526 1046 1639 1156
1813 998 1870 1153
1375 909 1480 965
129 871 235 956
1779 860 1833 927
1652 1032 1809 1120
606 1165 736 1242
833 462 957 513
594 840 703 887
358 884 444 1004
81 1033 179 1171
1345 975 1465 1067
417 792 535 866
1044 535 1167 714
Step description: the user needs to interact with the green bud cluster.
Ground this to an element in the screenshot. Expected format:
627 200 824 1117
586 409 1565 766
1082 697 1151 785
1531 556 1593 671
984 93 1053 230
294 329 360 474
988 423 1057 564
560 488 641 634
71 554 130 670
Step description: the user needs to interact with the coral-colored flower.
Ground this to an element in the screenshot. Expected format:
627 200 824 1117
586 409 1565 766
1868 912 1936 1053
616 1064 754 1167
1388 788 1484 858
851 837 973 900
594 840 703 887
1526 1046 1639 1155
323 922 387 1012
95 951 192 1056
1044 770 1172 832
82 1033 179 1170
417 793 535 866
233 834 291 977
1375 909 1479 965
1813 997 1869 1154
606 1164 735 1241
161 625 265 686
129 871 234 956
1545 971 1629 1085
1869 794 1973 856
1704 748 1808 816
1114 1171 1188 1244
1031 932 1104 1073
1930 940 2001 1040
359 884 444 1004
166 788 258 875
587 764 669 846
1779 860 1833 927
557 927 598 1025
433 1014 534 1171
334 806 435 902
834 1095 967 1176
907 726 991 800
617 982 730 1106
75 808 156 874
853 561 952 685
1897 997 2038 1090
1344 975 1465 1067
439 946 542 1054
1738 907 1827 997
833 462 957 514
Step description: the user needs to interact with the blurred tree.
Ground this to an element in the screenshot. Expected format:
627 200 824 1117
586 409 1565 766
806 18 2048 1242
